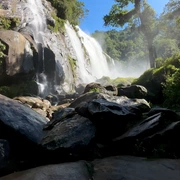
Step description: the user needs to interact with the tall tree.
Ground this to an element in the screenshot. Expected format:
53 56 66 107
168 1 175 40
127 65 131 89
104 0 158 68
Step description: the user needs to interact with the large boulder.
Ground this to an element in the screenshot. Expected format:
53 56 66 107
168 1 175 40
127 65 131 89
83 98 142 142
112 109 180 157
0 30 34 76
41 108 96 159
83 82 117 96
117 85 147 99
0 94 48 144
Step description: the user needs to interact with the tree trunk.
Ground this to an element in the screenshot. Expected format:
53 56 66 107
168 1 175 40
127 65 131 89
148 45 155 68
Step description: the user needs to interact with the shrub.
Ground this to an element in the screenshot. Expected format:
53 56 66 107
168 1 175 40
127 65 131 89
163 69 180 108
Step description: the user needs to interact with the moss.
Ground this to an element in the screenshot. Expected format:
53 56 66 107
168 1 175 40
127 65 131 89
133 53 180 104
0 17 20 30
48 13 65 33
0 81 38 98
68 56 77 78
89 87 100 93
112 77 135 87
97 76 135 87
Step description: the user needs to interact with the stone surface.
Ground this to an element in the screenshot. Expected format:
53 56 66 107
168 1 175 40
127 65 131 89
1 156 180 180
0 94 48 144
41 113 96 151
0 161 90 180
118 85 148 98
0 30 34 76
92 156 180 180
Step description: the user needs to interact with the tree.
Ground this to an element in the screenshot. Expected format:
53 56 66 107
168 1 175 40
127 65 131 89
47 0 88 25
104 0 158 68
160 0 180 43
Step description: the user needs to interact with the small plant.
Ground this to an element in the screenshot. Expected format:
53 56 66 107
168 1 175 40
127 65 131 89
0 17 20 30
163 69 180 108
68 56 77 77
48 13 65 33
89 87 100 93
0 41 6 58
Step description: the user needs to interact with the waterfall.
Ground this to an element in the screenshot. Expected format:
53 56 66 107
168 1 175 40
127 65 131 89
21 0 123 97
23 0 48 97
77 28 112 78
65 24 119 84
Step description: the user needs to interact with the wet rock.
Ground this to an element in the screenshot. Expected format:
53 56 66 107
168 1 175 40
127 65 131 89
112 111 180 157
41 113 96 154
118 85 148 99
69 92 104 108
104 84 118 96
147 107 179 121
43 108 76 130
87 98 142 141
114 113 163 142
70 92 150 113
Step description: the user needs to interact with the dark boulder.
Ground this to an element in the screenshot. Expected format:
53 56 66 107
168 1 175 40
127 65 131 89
0 94 48 144
86 98 142 142
113 109 180 157
41 109 96 159
117 85 147 98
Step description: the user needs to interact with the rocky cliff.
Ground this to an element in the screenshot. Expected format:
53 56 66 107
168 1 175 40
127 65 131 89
0 0 117 98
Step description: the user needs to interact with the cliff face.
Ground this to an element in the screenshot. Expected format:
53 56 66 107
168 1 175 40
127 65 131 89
0 0 115 97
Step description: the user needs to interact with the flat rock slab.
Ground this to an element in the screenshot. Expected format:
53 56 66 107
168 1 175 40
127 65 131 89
0 161 90 180
92 156 180 180
1 156 180 180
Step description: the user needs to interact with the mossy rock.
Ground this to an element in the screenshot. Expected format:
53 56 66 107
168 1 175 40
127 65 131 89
0 81 38 98
133 53 180 104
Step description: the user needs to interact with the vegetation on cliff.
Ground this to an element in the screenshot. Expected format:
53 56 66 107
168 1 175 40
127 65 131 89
47 0 88 25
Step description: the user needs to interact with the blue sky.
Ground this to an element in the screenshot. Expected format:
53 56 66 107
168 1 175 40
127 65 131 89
80 0 169 34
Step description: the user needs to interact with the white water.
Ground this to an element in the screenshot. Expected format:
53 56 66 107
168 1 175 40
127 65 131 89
25 0 47 43
65 24 120 84
23 0 48 96
77 28 112 78
65 23 95 83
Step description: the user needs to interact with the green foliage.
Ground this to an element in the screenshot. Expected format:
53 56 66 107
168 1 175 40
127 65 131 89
97 76 135 87
92 28 147 62
68 56 77 77
89 87 100 93
0 41 6 58
0 17 20 30
154 38 179 60
0 81 38 98
47 0 88 25
48 13 65 33
163 59 180 108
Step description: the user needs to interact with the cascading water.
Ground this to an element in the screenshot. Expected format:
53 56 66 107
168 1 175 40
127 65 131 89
65 24 120 84
23 0 48 97
77 28 112 78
